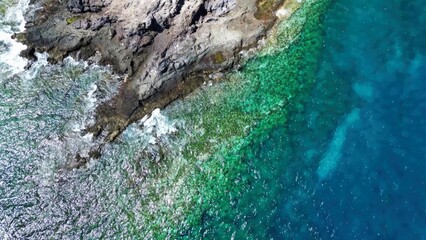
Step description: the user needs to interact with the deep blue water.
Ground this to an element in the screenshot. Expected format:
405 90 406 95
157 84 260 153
255 0 426 238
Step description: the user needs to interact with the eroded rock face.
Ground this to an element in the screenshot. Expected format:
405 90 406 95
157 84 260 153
68 0 111 13
18 0 283 146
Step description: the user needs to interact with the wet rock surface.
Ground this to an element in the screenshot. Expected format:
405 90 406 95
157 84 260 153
18 0 284 153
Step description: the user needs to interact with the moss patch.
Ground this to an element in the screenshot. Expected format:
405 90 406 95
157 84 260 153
213 51 226 64
66 15 83 25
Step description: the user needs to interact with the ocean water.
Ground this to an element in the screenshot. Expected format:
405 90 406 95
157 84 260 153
245 0 426 238
0 0 425 239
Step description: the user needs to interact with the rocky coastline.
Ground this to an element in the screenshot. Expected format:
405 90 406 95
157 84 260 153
16 0 285 163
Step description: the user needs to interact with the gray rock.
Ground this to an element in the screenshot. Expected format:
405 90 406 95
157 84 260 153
68 0 110 13
20 0 283 144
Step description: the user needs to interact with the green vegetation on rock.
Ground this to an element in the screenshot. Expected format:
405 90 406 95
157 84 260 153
66 15 82 25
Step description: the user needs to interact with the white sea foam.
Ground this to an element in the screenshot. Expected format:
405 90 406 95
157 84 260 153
86 83 98 112
317 108 361 180
141 108 177 144
276 8 290 18
23 52 48 79
0 0 30 75
71 83 98 133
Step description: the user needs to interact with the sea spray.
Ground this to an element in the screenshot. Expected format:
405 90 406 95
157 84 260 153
22 52 48 79
0 0 29 75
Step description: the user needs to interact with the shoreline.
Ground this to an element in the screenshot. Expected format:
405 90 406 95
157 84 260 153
0 0 336 237
17 0 288 146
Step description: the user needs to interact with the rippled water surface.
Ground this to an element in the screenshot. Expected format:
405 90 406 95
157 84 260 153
249 0 426 238
1 0 425 238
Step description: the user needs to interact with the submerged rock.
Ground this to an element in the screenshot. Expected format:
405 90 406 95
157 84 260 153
19 0 285 144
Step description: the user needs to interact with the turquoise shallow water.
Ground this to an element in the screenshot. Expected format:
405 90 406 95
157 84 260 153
1 0 425 238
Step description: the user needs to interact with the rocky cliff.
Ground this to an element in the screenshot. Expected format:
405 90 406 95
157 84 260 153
18 0 284 153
